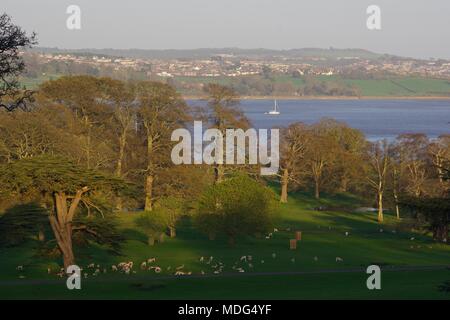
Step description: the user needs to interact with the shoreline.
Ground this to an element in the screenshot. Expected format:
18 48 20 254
183 95 450 101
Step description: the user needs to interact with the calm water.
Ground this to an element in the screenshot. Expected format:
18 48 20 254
188 99 450 141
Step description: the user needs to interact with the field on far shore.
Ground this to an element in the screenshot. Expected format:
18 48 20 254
176 75 450 97
0 191 449 300
20 74 450 99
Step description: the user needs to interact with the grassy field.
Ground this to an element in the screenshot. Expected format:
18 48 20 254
343 77 450 96
20 73 450 98
0 191 449 299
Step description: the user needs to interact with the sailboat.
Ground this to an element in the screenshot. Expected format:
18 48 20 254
265 100 280 115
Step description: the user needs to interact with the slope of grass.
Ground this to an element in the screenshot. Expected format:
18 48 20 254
0 192 449 299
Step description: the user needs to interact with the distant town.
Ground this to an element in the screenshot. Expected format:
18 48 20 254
20 48 450 97
25 48 450 79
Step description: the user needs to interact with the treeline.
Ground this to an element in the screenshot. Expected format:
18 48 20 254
279 123 450 228
175 75 361 97
0 77 267 267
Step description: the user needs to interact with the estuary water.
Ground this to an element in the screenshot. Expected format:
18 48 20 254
187 99 450 141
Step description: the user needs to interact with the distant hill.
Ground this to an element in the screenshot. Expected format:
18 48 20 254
29 47 385 60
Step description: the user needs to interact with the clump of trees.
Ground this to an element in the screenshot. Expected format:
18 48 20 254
276 119 366 202
274 118 449 238
0 203 48 247
194 174 276 246
135 196 185 245
401 166 450 242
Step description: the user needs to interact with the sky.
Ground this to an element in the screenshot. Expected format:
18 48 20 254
3 0 450 59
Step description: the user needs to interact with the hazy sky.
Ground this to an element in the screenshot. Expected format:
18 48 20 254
3 0 450 59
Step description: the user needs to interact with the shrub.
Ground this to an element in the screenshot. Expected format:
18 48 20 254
194 175 277 245
0 203 49 247
135 209 170 246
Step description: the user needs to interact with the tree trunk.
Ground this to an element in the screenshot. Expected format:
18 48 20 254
434 225 448 242
228 236 235 247
340 177 349 192
144 174 153 211
38 230 45 242
169 226 176 238
48 189 87 269
115 132 127 211
395 204 400 220
377 192 384 223
280 168 289 203
83 115 92 169
314 178 320 199
158 233 165 243
50 217 75 269
214 164 224 184
145 134 154 211
116 133 126 178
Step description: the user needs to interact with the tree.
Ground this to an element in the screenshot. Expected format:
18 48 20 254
401 196 449 242
389 146 406 220
396 134 429 197
101 79 136 179
102 79 136 210
40 76 115 169
278 122 309 203
428 135 450 190
0 108 64 163
0 13 36 111
366 140 390 223
326 121 367 193
135 209 170 246
303 121 341 199
0 203 48 247
135 81 189 211
195 175 276 246
0 155 131 268
400 160 450 242
203 84 250 183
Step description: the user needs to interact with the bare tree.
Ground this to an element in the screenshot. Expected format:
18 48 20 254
396 134 429 197
135 81 188 211
366 140 390 223
279 122 309 203
203 84 250 183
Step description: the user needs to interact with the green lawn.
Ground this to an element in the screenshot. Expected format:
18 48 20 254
0 192 449 299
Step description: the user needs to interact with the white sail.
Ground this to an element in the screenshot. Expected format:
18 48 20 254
265 99 280 115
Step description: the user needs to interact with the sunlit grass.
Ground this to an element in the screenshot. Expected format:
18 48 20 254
0 191 449 299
